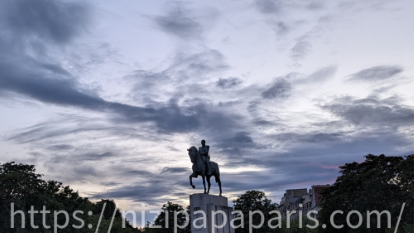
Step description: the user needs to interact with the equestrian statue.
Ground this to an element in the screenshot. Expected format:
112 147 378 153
187 139 222 196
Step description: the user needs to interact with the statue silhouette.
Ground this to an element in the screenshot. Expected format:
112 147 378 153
187 144 222 196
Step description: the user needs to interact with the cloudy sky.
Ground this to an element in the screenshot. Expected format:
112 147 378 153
1 0 413 226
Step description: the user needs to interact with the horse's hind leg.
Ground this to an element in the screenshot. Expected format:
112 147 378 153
216 176 222 196
206 176 211 194
189 174 196 189
202 175 207 194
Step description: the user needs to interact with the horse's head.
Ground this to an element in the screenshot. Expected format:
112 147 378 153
187 146 198 163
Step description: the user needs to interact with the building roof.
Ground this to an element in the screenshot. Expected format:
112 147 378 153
286 188 308 197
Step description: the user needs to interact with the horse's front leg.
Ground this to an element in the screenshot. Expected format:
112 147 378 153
206 176 211 194
189 174 196 189
202 175 206 194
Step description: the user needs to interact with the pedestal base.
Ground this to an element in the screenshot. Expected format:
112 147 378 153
190 193 235 233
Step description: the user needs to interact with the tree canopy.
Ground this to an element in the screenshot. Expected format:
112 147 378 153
142 201 190 233
0 162 139 233
232 190 279 233
319 154 414 233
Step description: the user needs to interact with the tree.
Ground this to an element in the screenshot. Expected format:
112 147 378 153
142 201 190 233
232 190 279 233
0 162 140 233
319 154 414 233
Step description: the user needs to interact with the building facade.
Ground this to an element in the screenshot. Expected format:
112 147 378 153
278 185 329 220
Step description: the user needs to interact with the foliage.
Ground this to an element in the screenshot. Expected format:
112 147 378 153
318 154 414 233
142 201 190 233
232 190 279 233
0 162 139 233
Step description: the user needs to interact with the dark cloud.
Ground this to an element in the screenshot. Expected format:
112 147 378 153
321 96 414 127
93 178 194 206
212 132 260 159
290 39 312 61
218 158 340 197
110 101 203 133
7 121 117 144
0 60 107 109
128 49 229 95
43 151 119 167
275 22 289 36
307 1 325 10
119 49 238 135
93 184 166 205
305 65 337 83
160 167 189 174
1 56 235 136
218 100 242 107
262 78 291 99
216 77 242 89
47 144 74 151
172 50 229 75
100 182 122 187
238 133 413 173
255 0 281 14
294 66 337 85
73 165 98 177
0 0 88 45
230 132 254 144
123 169 155 177
110 100 243 134
153 6 203 40
0 0 109 113
274 132 345 143
80 152 115 161
167 146 181 152
348 66 403 81
252 119 277 126
128 70 170 91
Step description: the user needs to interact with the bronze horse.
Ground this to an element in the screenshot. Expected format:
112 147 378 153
187 146 222 196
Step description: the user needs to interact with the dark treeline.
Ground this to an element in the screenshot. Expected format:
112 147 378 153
319 154 413 233
0 162 140 233
1 154 413 233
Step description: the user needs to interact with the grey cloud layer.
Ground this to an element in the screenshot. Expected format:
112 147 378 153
255 0 281 14
348 66 403 81
0 0 87 45
216 77 243 89
306 66 337 83
153 6 203 40
0 2 238 136
322 96 414 127
262 78 291 99
1 0 413 215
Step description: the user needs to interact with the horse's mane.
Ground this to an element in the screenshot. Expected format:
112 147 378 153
188 146 198 163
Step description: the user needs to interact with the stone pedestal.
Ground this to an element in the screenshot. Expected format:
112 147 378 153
190 193 235 233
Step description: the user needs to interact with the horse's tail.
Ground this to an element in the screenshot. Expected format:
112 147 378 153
211 162 220 183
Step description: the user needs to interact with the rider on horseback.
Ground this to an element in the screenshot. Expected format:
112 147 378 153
199 139 212 175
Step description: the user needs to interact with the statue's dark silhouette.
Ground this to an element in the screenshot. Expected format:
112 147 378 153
187 140 222 195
